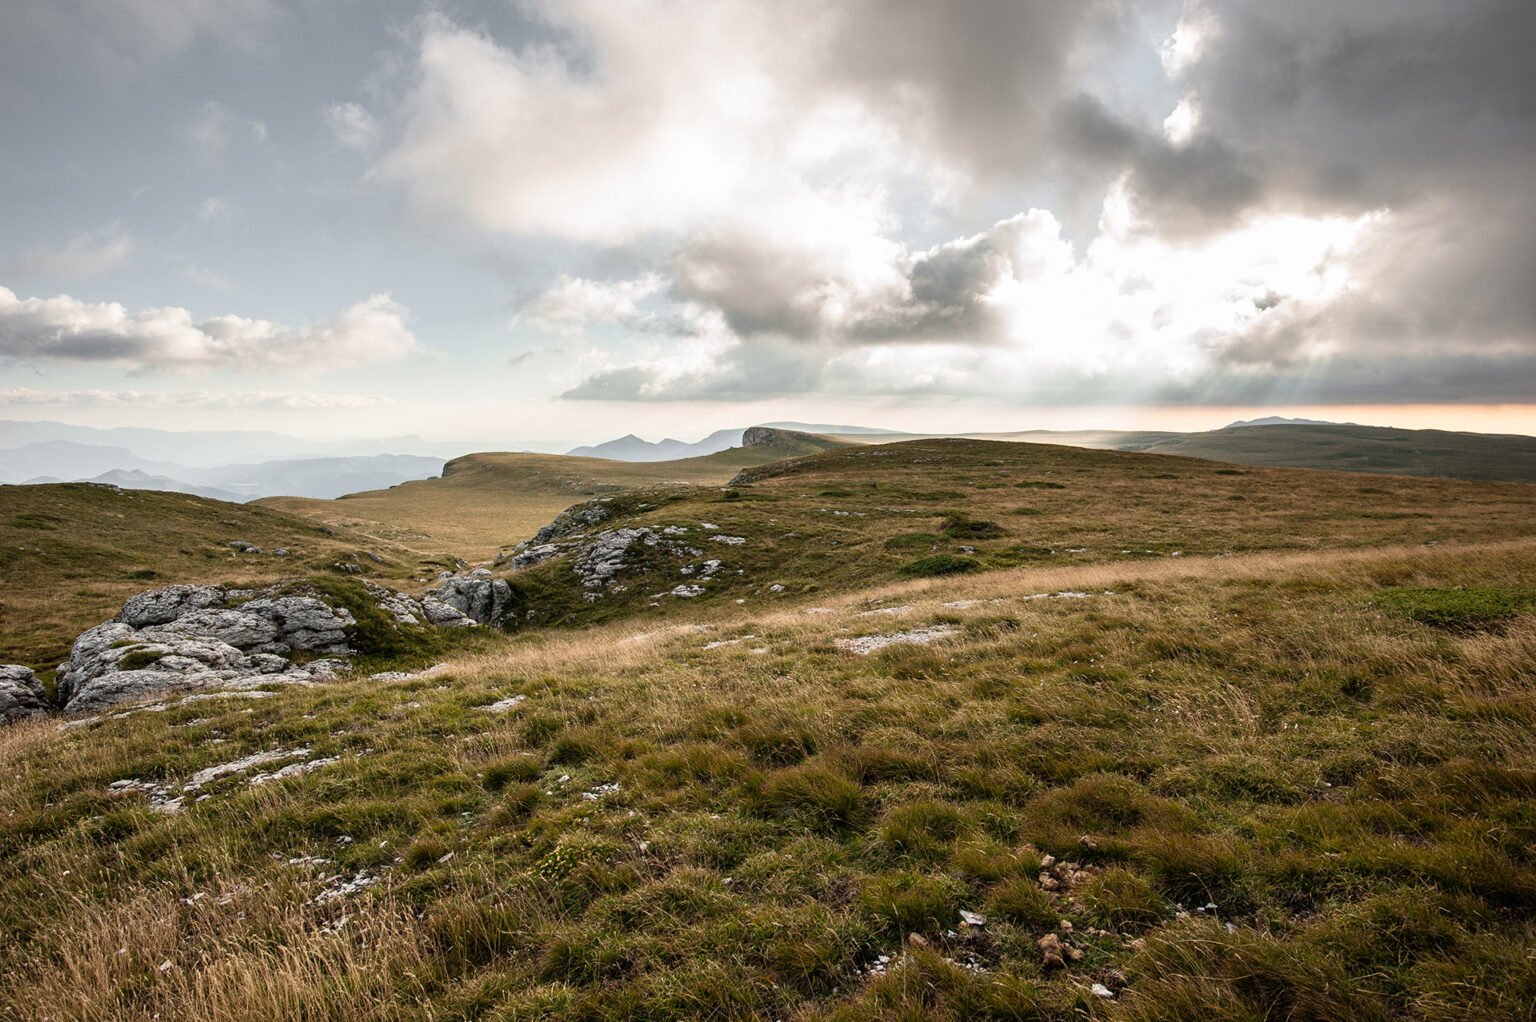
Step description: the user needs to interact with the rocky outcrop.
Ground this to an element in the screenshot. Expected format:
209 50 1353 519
421 572 513 626
576 528 662 592
50 582 404 715
530 500 618 545
0 666 48 721
118 584 226 627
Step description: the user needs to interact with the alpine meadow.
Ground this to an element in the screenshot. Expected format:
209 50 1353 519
4 3 1536 1021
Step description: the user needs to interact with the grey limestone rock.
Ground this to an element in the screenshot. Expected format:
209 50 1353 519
422 576 512 625
0 665 48 722
117 584 226 627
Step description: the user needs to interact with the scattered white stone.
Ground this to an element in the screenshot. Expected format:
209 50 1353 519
583 782 621 801
960 910 987 927
249 757 340 786
370 663 450 683
1091 983 1115 999
1020 591 1092 601
311 871 378 904
859 605 912 616
669 584 706 598
187 748 310 789
478 694 527 713
834 626 957 655
710 535 747 545
700 522 719 530
768 584 786 593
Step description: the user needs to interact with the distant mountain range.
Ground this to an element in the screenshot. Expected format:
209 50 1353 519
0 441 446 501
567 422 892 461
1224 416 1341 428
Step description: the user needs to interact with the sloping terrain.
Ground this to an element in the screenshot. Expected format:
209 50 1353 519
491 438 1536 630
3 536 1535 1019
829 423 1536 483
1135 423 1536 482
258 428 847 563
0 484 431 670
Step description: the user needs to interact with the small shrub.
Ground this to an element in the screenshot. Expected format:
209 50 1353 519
756 765 865 832
986 876 1058 929
860 872 964 934
491 783 543 823
735 719 818 766
939 512 1005 539
1081 867 1167 933
899 554 980 578
404 835 450 870
880 800 967 861
482 754 543 790
549 730 598 766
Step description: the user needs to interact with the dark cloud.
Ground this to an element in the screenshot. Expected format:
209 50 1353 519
670 211 1068 346
820 0 1123 181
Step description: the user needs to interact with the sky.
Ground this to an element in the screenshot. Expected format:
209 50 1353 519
2 0 1534 450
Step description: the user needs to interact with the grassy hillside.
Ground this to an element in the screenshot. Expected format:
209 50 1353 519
0 484 429 671
831 424 1536 483
495 438 1536 630
258 429 847 564
4 536 1535 1019
1136 423 1536 482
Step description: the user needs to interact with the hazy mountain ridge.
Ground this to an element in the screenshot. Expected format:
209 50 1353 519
0 440 445 501
566 421 891 461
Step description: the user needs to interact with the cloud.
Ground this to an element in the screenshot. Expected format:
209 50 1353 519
0 387 392 409
507 347 564 367
186 101 268 164
0 0 278 79
1103 0 1536 374
516 274 666 337
377 2 1115 244
0 287 421 375
325 101 381 151
9 225 135 280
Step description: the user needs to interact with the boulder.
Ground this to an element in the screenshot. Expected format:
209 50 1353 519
238 596 354 652
364 582 425 625
0 665 48 722
155 608 281 650
422 576 512 626
51 580 442 714
117 584 225 627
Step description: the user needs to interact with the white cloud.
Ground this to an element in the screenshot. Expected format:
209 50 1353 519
187 101 268 164
325 101 381 151
0 387 391 409
516 274 666 337
560 192 1380 402
11 225 135 280
0 287 421 375
378 3 1100 246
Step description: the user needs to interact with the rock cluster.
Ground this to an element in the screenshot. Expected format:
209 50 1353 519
56 584 361 714
0 665 48 722
421 570 513 626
